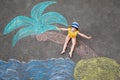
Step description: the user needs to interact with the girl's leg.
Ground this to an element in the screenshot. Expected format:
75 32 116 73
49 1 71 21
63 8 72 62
69 38 76 57
61 35 71 54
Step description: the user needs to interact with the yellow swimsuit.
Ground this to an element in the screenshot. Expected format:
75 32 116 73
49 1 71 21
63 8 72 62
68 27 79 38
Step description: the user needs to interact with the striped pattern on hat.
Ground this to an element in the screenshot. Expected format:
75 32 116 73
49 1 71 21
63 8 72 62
72 22 79 28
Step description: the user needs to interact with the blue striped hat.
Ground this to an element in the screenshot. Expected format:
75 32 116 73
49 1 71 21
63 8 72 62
72 22 79 29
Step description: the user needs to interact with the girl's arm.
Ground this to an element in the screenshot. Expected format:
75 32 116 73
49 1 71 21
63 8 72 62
78 32 92 39
57 28 68 31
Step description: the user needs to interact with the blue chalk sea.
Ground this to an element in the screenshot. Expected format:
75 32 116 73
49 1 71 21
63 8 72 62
0 58 75 80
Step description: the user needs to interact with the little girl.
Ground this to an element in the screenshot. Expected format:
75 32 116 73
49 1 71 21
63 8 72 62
57 22 91 58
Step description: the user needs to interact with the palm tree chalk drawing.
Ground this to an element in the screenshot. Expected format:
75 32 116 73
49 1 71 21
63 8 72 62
3 1 68 47
36 32 98 58
3 0 97 58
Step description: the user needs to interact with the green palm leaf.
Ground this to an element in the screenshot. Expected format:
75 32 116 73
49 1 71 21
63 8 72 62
12 25 57 47
31 1 56 21
3 16 34 34
40 25 57 33
41 12 68 26
12 26 38 47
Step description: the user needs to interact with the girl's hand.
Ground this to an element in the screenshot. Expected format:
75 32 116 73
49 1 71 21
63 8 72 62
56 27 59 30
87 36 92 39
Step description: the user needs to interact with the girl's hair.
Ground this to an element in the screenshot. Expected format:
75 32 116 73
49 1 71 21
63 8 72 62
74 27 79 30
69 26 79 31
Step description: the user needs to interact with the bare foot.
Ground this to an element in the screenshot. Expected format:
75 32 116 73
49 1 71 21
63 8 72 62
60 51 65 54
69 52 73 58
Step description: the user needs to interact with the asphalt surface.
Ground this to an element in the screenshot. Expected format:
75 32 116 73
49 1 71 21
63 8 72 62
0 0 120 63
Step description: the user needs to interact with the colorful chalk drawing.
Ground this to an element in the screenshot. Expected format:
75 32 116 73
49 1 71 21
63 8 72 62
0 58 75 80
1 1 120 80
36 32 98 58
3 1 68 47
2 0 97 58
2 1 98 80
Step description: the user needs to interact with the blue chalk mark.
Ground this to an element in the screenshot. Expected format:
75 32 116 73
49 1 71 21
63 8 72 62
0 58 75 80
3 1 68 47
